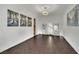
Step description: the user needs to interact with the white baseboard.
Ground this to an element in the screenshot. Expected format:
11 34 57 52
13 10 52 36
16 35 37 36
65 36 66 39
1 34 78 54
63 36 78 54
0 35 35 53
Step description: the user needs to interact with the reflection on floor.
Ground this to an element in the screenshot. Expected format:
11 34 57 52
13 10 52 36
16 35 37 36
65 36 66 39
1 34 77 54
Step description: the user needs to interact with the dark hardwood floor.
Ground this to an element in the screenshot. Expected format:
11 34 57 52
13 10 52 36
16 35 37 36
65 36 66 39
1 34 77 54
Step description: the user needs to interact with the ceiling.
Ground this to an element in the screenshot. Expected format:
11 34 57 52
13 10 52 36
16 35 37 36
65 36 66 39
6 4 76 17
19 4 76 16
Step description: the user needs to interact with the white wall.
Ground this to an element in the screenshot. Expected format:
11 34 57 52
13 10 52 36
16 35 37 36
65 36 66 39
63 5 79 53
36 14 64 35
0 4 35 52
63 15 79 53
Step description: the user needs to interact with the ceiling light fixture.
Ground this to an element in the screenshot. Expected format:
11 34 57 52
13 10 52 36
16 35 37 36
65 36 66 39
42 6 48 16
35 5 59 16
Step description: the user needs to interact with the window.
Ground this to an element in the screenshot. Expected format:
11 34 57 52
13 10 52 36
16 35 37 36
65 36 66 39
53 24 59 34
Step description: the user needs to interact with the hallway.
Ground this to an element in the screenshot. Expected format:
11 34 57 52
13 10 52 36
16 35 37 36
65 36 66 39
1 34 77 54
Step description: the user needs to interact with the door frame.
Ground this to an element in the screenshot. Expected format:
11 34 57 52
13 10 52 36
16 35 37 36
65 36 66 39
33 18 36 36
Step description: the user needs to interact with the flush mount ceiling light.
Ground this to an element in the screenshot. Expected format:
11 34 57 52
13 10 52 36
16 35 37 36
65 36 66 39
41 6 48 15
42 11 48 15
35 4 59 16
